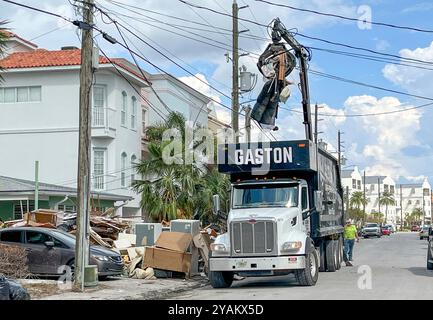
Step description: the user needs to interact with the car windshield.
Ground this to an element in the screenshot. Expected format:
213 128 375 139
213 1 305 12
48 229 76 247
422 227 430 231
366 224 378 228
232 183 299 209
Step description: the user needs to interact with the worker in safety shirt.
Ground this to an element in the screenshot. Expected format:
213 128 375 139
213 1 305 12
343 219 359 266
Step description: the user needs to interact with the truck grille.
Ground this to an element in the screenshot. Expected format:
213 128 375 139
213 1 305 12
230 220 277 256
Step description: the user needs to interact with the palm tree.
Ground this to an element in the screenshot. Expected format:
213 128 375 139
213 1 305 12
350 191 369 210
133 111 230 222
379 191 396 224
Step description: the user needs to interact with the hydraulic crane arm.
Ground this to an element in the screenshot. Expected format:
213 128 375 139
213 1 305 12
271 18 313 141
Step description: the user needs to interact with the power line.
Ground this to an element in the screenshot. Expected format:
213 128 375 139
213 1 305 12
255 0 433 34
1 0 72 22
308 69 433 102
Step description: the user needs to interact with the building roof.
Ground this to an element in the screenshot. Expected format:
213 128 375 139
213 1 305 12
341 169 354 179
0 48 148 83
396 183 423 188
0 176 132 201
150 73 212 104
2 31 38 49
364 176 387 184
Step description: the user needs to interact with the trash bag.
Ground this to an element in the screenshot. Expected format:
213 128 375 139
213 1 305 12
0 274 10 300
8 280 30 300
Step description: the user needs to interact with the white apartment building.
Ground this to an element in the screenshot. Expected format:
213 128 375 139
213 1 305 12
396 179 432 225
341 167 398 224
0 33 229 218
0 35 146 217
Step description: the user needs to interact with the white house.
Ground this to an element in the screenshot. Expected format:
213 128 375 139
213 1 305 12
0 42 146 217
364 175 397 224
396 179 432 225
341 167 363 203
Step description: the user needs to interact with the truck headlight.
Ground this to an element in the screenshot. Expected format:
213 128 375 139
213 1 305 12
210 243 228 253
281 241 302 252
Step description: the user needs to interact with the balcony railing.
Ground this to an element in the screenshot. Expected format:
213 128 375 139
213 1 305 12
92 107 116 138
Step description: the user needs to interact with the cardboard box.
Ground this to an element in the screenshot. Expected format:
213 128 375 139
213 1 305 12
155 231 192 252
143 247 191 274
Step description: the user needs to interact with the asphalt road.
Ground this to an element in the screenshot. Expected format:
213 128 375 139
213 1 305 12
173 232 433 300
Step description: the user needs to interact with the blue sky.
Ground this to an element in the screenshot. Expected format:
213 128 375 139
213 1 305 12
2 0 433 183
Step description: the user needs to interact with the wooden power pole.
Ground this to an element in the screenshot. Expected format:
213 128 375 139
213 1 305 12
363 170 366 224
232 0 239 143
244 105 252 143
74 0 94 291
400 184 403 231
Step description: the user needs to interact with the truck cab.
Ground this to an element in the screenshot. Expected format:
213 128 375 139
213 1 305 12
209 140 344 288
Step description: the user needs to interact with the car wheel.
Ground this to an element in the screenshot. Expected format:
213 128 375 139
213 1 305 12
295 248 319 286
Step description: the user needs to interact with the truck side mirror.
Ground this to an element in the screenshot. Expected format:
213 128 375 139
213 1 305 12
314 191 323 212
212 194 220 216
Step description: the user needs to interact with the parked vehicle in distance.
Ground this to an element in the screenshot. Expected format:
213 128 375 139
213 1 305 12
0 227 123 278
420 226 430 240
426 227 433 269
362 223 382 238
385 224 396 233
381 225 391 236
412 225 420 232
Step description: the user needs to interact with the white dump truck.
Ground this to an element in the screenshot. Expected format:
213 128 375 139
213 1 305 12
209 140 345 287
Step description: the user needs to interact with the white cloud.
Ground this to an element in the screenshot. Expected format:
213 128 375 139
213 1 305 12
407 175 427 182
342 95 422 178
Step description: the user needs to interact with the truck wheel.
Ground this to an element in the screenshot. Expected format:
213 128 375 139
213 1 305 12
319 241 326 272
295 248 319 286
336 237 343 270
428 242 433 270
325 240 337 272
208 271 234 288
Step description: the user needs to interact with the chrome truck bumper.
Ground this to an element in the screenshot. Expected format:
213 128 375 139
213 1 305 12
209 256 306 272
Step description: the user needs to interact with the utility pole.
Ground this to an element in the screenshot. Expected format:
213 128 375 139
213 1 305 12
232 0 240 143
423 191 426 226
346 186 350 213
244 105 252 143
377 177 381 221
75 0 94 291
363 170 366 224
400 184 403 231
34 160 39 211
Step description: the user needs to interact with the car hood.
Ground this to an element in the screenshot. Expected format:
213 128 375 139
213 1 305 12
90 245 120 257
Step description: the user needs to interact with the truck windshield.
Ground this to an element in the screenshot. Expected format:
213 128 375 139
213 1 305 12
232 183 299 209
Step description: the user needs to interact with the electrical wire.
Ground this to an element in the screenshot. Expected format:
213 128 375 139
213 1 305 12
255 0 433 34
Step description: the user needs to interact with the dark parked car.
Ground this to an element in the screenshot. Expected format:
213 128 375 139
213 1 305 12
0 227 123 278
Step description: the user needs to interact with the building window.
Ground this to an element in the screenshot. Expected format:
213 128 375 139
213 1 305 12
121 152 127 187
13 201 35 220
370 184 375 192
131 154 137 186
408 200 412 205
131 96 137 129
390 185 395 194
357 180 361 190
57 205 77 213
0 86 41 103
93 149 105 190
121 91 127 126
93 86 105 126
352 179 356 189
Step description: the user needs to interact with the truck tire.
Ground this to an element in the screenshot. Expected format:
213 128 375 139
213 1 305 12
428 242 433 270
295 249 319 286
209 271 234 288
337 237 343 270
325 240 337 272
319 241 326 272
